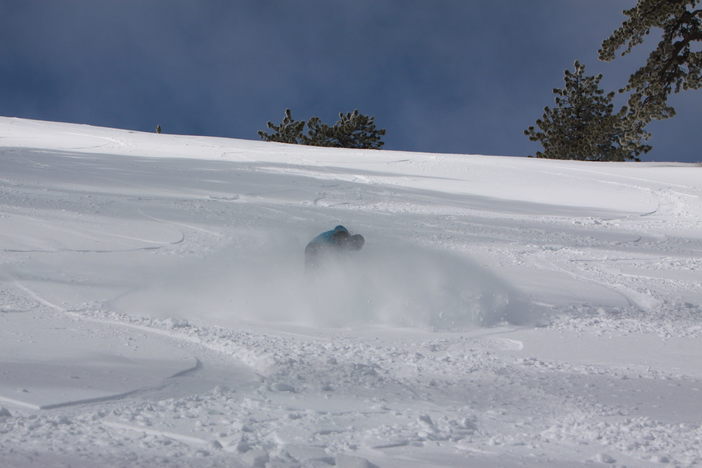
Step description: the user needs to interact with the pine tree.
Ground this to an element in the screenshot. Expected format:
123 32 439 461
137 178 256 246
301 116 334 147
259 109 385 149
525 61 651 161
258 109 305 144
329 110 386 149
599 0 702 123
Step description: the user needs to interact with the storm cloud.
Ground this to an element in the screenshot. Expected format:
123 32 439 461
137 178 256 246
1 0 699 161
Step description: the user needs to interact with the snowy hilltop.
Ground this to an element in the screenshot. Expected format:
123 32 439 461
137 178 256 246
1 117 701 467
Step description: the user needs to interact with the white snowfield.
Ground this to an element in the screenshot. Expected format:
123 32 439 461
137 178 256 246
0 117 701 467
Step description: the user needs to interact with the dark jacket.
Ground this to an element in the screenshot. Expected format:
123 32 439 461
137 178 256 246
305 225 364 270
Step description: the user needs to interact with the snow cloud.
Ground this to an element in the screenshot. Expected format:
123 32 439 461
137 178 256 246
112 234 541 330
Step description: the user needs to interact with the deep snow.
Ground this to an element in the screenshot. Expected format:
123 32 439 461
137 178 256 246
1 117 701 467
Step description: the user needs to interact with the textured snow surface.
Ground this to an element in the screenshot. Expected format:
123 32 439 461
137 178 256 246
1 117 701 467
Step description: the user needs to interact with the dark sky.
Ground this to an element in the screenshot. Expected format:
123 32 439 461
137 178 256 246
2 0 700 162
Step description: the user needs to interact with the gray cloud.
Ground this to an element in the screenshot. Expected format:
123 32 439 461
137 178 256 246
1 0 699 161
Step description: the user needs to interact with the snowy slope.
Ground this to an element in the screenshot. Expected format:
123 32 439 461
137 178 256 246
1 116 701 467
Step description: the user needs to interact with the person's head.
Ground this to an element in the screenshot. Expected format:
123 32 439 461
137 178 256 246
345 234 365 251
331 229 350 244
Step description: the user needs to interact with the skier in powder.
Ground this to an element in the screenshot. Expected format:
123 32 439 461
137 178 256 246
305 225 364 271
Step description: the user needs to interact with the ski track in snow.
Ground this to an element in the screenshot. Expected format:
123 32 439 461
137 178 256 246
1 118 701 467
